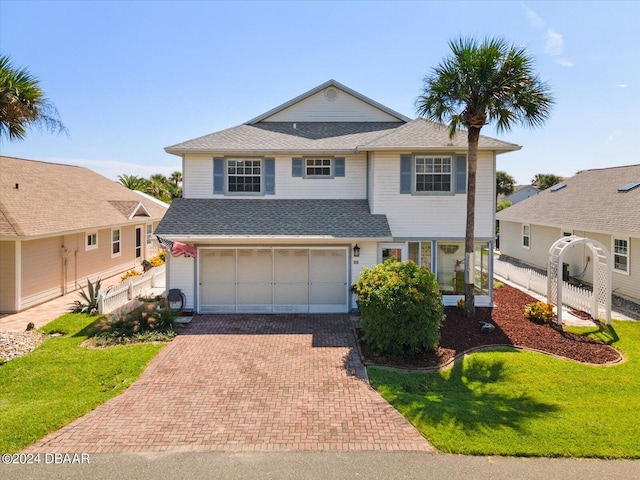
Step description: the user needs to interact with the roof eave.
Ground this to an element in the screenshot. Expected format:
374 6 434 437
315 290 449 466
356 145 522 153
164 148 360 156
157 234 394 243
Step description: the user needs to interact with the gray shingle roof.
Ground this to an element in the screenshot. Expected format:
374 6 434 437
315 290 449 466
358 119 521 152
155 199 392 239
0 156 168 238
496 164 640 237
165 120 519 155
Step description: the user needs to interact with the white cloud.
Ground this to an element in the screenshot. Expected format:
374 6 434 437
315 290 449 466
46 157 178 180
616 84 628 88
545 29 564 56
555 58 574 67
521 2 545 28
607 131 624 142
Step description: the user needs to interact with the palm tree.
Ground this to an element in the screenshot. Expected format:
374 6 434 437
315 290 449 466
0 54 67 141
496 170 516 203
117 174 147 191
416 37 553 319
145 174 171 202
169 171 182 188
532 173 563 190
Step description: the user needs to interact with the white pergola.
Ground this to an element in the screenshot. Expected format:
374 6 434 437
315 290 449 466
547 235 612 325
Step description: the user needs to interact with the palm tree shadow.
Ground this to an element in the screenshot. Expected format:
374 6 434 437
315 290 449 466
388 354 559 434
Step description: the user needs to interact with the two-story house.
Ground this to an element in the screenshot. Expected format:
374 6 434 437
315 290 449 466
156 80 520 313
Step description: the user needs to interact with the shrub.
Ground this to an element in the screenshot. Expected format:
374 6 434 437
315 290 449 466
70 278 103 314
525 301 555 324
121 269 141 281
93 302 177 345
352 259 444 358
148 252 165 267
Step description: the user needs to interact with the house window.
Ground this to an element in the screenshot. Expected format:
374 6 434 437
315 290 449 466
112 229 121 257
146 224 153 245
522 224 531 248
228 159 261 193
613 238 629 273
305 158 332 177
415 156 452 192
408 241 432 271
86 232 98 251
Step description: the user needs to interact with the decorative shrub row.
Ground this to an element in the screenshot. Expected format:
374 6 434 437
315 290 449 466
351 259 444 358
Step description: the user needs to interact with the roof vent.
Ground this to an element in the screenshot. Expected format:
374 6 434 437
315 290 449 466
324 87 339 101
618 181 640 192
550 183 566 192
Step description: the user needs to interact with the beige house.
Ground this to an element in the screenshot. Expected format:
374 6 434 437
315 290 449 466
497 164 640 305
0 156 168 313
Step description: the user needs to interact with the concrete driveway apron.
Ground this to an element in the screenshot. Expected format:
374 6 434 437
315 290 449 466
25 315 432 453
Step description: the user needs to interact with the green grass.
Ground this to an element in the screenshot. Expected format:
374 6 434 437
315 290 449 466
369 320 640 458
0 313 166 453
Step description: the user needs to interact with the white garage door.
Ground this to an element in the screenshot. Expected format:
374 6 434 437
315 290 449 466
199 247 348 313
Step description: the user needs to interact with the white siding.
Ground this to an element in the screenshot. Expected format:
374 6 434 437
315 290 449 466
370 152 496 238
183 154 367 199
167 254 195 310
263 88 400 122
183 156 213 199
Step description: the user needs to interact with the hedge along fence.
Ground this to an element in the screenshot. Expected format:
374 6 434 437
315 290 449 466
351 259 444 358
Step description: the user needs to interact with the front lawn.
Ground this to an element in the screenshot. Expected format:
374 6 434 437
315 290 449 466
369 320 640 458
0 313 166 453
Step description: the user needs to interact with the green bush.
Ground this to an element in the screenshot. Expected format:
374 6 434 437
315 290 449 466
352 259 444 358
524 301 555 324
94 302 177 345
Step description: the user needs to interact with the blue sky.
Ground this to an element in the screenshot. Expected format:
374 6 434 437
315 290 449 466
1 0 638 185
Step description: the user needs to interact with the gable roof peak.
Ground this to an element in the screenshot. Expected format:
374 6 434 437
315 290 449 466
245 79 411 124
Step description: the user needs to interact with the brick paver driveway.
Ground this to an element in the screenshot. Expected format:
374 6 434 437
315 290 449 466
26 315 432 453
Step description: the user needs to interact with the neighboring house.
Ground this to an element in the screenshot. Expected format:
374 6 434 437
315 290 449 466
501 185 539 205
157 79 520 313
0 157 168 313
496 164 640 304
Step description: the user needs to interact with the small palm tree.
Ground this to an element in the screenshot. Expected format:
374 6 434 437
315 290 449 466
416 37 553 319
117 174 147 191
532 173 563 190
496 170 516 203
0 54 67 141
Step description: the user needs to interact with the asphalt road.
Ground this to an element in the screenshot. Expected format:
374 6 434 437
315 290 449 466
1 451 639 480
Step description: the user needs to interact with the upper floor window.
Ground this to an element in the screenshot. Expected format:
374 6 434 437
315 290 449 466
415 156 452 192
522 224 531 248
305 158 332 177
613 238 629 273
86 232 98 251
112 229 121 257
228 159 261 193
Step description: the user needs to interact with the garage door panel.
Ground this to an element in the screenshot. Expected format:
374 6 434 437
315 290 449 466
199 247 348 313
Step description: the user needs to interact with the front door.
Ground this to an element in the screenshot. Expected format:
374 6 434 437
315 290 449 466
379 243 406 263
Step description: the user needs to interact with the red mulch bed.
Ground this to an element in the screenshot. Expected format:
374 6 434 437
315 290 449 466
358 284 621 369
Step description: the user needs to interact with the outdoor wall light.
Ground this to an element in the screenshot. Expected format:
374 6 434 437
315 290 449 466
353 244 360 257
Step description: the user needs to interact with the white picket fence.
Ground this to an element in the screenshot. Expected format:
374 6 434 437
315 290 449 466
494 259 593 314
98 265 166 314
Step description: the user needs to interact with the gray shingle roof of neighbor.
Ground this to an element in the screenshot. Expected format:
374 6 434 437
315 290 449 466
496 164 640 237
155 199 392 239
0 156 169 238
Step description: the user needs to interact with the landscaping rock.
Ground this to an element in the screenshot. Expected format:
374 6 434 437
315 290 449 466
0 331 45 363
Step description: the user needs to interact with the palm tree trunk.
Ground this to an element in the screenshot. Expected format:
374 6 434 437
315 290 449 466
464 127 481 319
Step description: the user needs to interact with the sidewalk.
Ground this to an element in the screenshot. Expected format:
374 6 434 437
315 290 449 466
0 274 164 333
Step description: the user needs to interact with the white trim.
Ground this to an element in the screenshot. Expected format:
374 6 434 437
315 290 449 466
135 225 143 260
86 231 98 251
378 243 407 263
226 157 263 195
522 224 531 249
111 228 122 258
146 223 154 246
612 236 630 275
304 157 333 178
414 154 453 193
15 240 21 311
